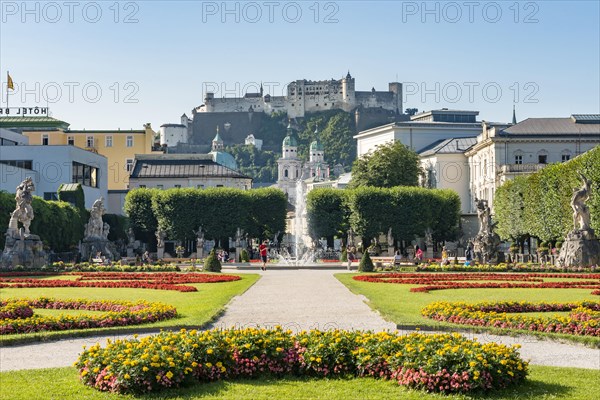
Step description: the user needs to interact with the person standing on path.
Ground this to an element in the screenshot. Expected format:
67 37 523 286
259 240 268 271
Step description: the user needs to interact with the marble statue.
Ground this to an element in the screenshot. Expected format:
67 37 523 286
472 198 503 264
84 197 106 239
194 226 205 249
571 173 592 232
156 228 166 248
9 177 35 235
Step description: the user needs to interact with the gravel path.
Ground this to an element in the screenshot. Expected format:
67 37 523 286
1 269 599 371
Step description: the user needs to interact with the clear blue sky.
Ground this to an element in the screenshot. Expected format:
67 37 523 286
1 1 599 129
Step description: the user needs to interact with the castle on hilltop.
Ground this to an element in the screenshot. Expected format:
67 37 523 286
195 72 403 119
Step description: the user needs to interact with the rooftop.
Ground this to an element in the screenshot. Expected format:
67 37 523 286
0 116 70 130
130 154 250 180
418 137 477 156
501 116 600 136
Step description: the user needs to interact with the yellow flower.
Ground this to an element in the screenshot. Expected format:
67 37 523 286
207 349 214 354
166 371 174 379
142 367 149 372
124 373 131 380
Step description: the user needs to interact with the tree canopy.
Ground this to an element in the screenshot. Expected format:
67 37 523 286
348 141 421 188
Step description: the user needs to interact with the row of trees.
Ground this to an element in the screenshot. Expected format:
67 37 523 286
307 186 461 249
124 187 287 248
494 145 600 246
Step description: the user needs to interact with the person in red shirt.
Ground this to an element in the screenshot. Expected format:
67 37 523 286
259 240 268 271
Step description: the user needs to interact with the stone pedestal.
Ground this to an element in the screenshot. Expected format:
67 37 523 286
1 229 47 269
157 247 165 259
388 246 395 256
556 230 600 267
126 246 135 258
80 238 118 261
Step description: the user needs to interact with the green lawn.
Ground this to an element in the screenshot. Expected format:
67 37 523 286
0 274 260 345
1 365 598 400
335 273 600 346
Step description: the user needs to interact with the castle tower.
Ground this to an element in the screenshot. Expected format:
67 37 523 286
212 126 224 151
388 82 403 114
341 71 356 107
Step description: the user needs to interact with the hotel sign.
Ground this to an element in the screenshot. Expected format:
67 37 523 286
0 107 49 116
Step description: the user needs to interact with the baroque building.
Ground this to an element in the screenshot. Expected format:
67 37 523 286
276 123 330 203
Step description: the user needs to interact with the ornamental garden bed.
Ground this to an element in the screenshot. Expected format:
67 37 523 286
75 327 528 395
422 301 600 337
0 297 177 335
353 273 600 295
0 272 242 292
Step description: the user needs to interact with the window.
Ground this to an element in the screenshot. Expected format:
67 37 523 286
515 155 523 165
538 155 547 164
42 134 49 145
125 159 134 172
174 184 181 188
562 153 571 162
216 185 224 187
157 185 164 189
67 136 74 145
0 160 33 170
197 184 204 189
126 135 134 147
139 185 146 188
105 136 113 147
284 169 289 178
86 136 94 148
72 162 99 188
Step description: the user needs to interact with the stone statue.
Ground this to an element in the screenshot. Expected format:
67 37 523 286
571 173 593 232
387 227 394 246
347 228 355 247
273 231 280 246
127 228 135 245
235 227 244 247
472 198 503 264
194 226 205 249
156 228 166 248
1 177 47 269
557 173 600 267
84 197 106 239
10 177 35 235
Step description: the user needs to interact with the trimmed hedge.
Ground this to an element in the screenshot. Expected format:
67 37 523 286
495 146 600 243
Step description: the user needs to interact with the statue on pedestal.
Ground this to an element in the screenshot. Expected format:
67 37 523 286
156 228 166 248
84 198 106 239
81 197 117 261
1 177 47 269
557 173 600 267
472 198 503 264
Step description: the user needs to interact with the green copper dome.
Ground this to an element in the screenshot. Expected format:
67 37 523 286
310 139 324 151
209 151 238 170
283 134 298 147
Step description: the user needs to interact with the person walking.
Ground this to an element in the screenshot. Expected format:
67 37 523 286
347 246 356 270
259 240 268 271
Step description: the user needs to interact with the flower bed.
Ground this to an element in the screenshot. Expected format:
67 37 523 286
353 273 600 294
0 297 177 335
0 272 242 292
416 262 597 273
75 327 527 395
422 301 600 337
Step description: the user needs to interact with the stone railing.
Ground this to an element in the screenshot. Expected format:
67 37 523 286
499 163 547 175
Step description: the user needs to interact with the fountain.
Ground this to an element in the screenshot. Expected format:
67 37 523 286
276 180 318 266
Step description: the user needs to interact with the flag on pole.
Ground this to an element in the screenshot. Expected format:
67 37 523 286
7 73 14 90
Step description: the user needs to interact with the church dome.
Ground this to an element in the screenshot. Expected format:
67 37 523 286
209 151 238 171
310 139 324 152
283 135 298 147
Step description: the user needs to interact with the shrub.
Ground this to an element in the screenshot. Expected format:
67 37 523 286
240 249 250 262
358 251 374 272
204 249 222 272
341 247 348 262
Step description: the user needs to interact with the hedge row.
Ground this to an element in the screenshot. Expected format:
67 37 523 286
495 145 600 243
306 187 461 246
124 187 287 246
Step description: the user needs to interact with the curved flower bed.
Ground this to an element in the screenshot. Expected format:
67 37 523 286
0 300 33 320
416 263 597 273
0 297 177 335
0 272 241 292
422 301 600 337
76 328 527 395
353 273 600 294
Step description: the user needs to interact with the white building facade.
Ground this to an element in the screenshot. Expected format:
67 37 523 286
0 144 108 208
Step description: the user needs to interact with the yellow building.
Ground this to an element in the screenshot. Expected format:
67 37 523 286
1 116 162 213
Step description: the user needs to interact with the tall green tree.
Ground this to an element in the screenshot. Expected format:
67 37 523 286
124 188 159 246
306 188 349 244
349 141 420 188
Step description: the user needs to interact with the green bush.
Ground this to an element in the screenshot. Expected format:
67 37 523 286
341 247 347 262
358 251 374 272
204 249 222 272
240 249 250 262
